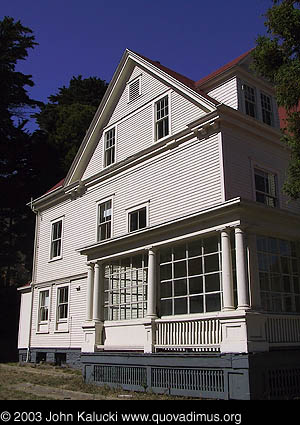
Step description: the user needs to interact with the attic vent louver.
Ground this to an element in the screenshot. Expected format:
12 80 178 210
128 77 141 102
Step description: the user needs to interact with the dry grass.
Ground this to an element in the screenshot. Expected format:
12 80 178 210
0 363 188 400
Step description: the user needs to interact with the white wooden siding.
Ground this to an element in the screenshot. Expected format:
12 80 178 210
107 65 169 127
222 127 300 214
30 277 86 349
18 291 32 348
207 78 238 109
36 133 222 284
82 67 208 181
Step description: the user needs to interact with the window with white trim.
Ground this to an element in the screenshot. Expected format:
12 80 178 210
155 95 169 140
243 84 256 118
159 236 222 316
261 92 273 126
104 254 148 320
128 206 147 232
39 290 49 322
97 199 112 241
57 286 69 321
50 219 63 260
104 127 115 167
254 168 278 207
257 236 300 312
128 77 141 102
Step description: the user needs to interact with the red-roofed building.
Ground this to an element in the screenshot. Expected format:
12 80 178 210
18 49 300 399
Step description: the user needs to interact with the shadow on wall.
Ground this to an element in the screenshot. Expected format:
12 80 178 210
0 287 20 362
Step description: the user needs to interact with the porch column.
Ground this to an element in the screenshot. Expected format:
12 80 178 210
93 262 104 321
86 263 94 321
247 233 261 310
221 228 235 311
147 247 157 318
235 227 250 310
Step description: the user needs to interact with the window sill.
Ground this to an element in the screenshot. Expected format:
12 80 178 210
49 256 63 263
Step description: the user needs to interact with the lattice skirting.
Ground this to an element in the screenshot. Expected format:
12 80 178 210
82 350 300 400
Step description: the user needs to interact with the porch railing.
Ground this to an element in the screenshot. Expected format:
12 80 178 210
155 317 221 352
265 314 300 346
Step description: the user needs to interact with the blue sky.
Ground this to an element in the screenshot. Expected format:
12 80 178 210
2 0 273 129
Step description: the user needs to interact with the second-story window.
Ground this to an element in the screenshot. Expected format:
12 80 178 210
261 93 273 126
50 219 63 260
155 95 169 140
98 199 112 241
129 206 147 232
254 168 278 207
104 128 115 167
243 84 256 118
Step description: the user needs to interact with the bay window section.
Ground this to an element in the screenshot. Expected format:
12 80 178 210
104 254 148 321
257 236 300 312
159 235 222 316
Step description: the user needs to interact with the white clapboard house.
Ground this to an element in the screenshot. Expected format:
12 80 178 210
18 49 300 399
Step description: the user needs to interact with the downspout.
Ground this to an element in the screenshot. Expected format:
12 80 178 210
26 204 40 362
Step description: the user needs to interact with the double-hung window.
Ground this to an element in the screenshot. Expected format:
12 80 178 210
243 84 256 118
97 199 112 241
261 92 273 126
50 219 63 260
155 95 169 140
57 286 69 321
39 290 49 322
128 206 147 232
254 168 278 207
104 128 115 167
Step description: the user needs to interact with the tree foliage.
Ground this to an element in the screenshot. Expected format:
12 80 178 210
252 0 300 199
35 75 108 175
0 16 40 287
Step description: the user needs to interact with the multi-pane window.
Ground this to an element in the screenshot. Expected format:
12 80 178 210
39 290 49 322
50 219 63 259
128 207 147 232
243 84 256 118
257 236 300 312
97 199 112 241
159 236 222 316
254 168 278 207
104 254 148 321
155 96 169 140
261 93 273 126
57 286 69 320
104 128 115 167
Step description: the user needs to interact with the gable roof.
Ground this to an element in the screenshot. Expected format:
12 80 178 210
196 49 253 87
131 50 219 105
39 49 254 199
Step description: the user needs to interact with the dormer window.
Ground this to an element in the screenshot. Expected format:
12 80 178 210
261 93 273 126
128 76 141 102
243 84 256 118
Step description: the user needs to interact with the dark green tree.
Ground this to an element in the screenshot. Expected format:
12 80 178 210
35 75 108 175
0 16 40 287
252 0 300 199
